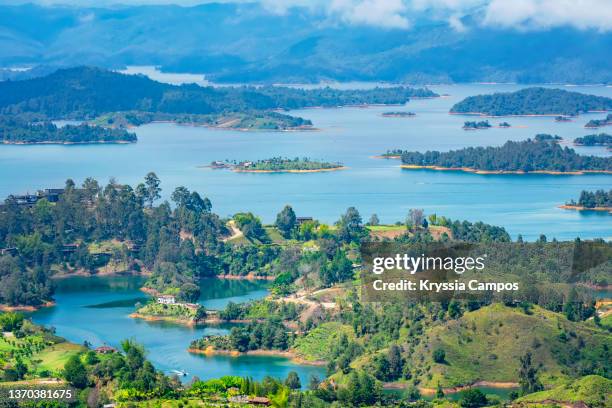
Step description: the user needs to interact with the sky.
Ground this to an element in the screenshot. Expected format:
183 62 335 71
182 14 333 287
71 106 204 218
6 0 612 32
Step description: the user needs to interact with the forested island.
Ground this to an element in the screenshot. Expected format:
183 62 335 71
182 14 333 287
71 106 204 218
381 111 415 118
209 157 346 173
574 133 612 148
398 137 612 174
450 87 612 116
0 115 136 144
555 116 572 122
585 113 612 129
562 189 612 212
462 120 491 130
0 66 437 135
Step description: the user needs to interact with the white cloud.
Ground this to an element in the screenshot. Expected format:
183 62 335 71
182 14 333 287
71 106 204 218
483 0 612 31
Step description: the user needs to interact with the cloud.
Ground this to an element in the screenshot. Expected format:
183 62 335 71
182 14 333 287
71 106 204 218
483 0 612 31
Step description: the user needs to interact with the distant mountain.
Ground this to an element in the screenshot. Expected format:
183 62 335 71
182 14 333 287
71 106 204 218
451 87 612 116
0 3 610 84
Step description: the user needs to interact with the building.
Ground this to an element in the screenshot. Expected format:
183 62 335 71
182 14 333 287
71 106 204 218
157 295 176 305
296 216 313 225
95 345 117 354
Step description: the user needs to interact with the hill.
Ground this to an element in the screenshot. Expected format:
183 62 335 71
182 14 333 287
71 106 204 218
450 88 612 116
405 304 611 388
517 375 611 408
0 3 611 84
0 67 434 120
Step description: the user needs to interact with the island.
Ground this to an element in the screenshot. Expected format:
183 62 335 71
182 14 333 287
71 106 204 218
0 66 438 135
574 133 612 148
498 121 511 128
585 113 612 129
0 116 136 144
130 295 207 326
462 120 491 130
208 157 346 173
398 137 612 174
560 189 612 212
381 111 415 118
450 87 612 116
555 115 572 122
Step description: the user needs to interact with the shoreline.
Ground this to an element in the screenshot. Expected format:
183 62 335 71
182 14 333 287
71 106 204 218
0 300 55 312
51 269 151 279
129 312 200 327
3 140 135 145
187 346 326 366
216 273 274 281
400 164 612 175
372 155 401 159
559 204 612 212
232 166 347 174
449 110 610 118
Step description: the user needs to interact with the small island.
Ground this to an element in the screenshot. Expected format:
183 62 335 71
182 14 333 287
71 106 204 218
209 157 346 173
463 120 491 130
130 295 207 326
450 87 612 116
398 137 612 174
574 133 612 148
560 189 612 212
381 111 415 118
1 116 136 144
555 115 572 122
498 122 511 128
585 113 612 129
374 149 405 159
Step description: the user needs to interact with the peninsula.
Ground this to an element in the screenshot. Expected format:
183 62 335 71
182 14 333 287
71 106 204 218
208 157 346 173
574 133 612 148
450 87 612 116
561 189 612 212
398 137 612 174
585 113 612 129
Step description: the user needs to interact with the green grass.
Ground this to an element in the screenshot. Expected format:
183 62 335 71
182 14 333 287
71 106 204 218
405 304 611 388
366 225 405 232
517 375 611 407
293 322 355 361
34 342 85 373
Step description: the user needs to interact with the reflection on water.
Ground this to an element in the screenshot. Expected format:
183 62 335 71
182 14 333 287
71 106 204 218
31 276 325 385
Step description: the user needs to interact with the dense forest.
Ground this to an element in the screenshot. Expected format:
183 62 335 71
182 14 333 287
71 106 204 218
585 114 612 129
0 115 136 144
574 133 612 147
567 190 612 209
399 137 612 173
0 67 436 120
450 88 612 116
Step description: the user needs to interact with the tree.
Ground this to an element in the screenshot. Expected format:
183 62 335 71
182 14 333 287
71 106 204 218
367 214 380 226
337 207 364 243
436 382 445 399
518 351 542 395
407 209 425 231
144 172 161 207
387 345 403 380
460 389 487 408
276 205 297 238
284 371 301 390
433 347 446 363
63 354 88 388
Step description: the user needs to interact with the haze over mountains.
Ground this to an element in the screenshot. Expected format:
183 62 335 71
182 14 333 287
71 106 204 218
0 1 611 84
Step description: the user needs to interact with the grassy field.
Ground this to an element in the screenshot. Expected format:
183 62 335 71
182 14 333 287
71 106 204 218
293 322 355 361
34 342 85 373
405 303 611 388
517 375 611 407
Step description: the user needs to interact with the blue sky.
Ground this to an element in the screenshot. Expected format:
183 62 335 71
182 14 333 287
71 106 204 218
6 0 612 32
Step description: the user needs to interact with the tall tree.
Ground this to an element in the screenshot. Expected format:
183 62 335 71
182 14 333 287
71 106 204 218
144 172 161 208
276 205 297 238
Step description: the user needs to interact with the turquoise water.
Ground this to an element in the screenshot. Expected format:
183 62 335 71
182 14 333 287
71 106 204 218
31 276 325 385
1 84 611 240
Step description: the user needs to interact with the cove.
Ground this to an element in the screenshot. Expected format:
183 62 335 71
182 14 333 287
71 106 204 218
30 275 325 385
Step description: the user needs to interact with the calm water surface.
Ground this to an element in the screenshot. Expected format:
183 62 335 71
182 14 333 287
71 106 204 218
1 83 611 240
31 276 325 385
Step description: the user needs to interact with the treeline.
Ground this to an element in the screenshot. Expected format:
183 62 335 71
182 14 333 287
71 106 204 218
235 157 343 171
0 66 436 119
463 120 491 129
450 87 612 116
400 138 612 172
568 190 612 208
574 133 612 147
0 115 136 144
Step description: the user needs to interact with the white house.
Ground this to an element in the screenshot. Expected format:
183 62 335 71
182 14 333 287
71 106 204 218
157 295 176 305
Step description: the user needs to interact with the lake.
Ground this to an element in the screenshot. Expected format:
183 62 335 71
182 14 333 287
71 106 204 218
1 83 611 241
31 276 325 385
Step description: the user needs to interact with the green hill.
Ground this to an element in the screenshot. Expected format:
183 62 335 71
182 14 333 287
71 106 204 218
517 375 611 408
405 304 610 388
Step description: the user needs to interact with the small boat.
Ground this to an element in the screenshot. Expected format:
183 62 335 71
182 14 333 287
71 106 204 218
171 369 187 376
